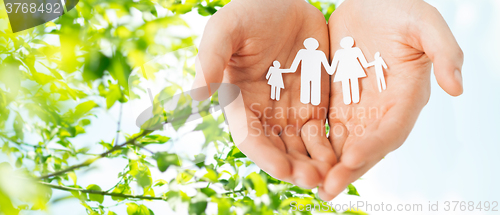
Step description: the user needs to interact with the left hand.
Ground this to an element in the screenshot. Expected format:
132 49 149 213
192 0 335 189
319 0 464 200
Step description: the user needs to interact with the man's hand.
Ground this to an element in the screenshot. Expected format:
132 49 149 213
319 0 463 200
191 0 336 188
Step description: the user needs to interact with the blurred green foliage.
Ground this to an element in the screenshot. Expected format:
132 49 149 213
0 0 361 215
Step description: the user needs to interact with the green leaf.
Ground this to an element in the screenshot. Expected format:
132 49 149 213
188 201 207 215
15 157 23 168
87 184 104 204
197 6 217 16
211 197 232 215
308 0 322 10
200 188 216 197
153 152 180 172
154 179 168 187
347 184 360 196
0 185 20 215
111 184 131 201
223 177 237 190
141 135 170 145
83 51 110 82
73 101 98 119
202 168 219 183
176 170 195 184
129 161 152 188
13 114 24 140
194 154 206 168
70 186 88 201
109 51 132 89
246 172 268 197
108 212 117 215
228 147 246 158
106 84 122 109
126 203 150 215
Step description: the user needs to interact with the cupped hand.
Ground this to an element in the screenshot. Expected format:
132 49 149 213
191 0 337 188
319 0 463 200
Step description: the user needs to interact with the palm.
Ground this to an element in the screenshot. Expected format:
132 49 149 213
328 0 432 160
320 0 463 199
195 0 336 188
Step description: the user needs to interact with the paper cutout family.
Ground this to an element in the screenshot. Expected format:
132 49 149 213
266 37 387 105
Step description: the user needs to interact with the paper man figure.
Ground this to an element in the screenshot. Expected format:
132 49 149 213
330 36 369 105
289 38 332 106
367 52 388 92
266 60 293 101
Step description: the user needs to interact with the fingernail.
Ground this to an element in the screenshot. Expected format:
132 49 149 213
454 69 463 87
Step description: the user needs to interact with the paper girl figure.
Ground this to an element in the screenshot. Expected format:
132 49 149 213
329 36 370 105
266 60 293 101
367 52 388 92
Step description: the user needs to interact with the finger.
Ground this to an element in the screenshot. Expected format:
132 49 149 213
289 156 322 189
191 9 238 100
323 101 423 198
301 120 337 166
236 110 293 181
267 126 287 153
328 120 349 159
323 161 376 199
340 103 418 170
249 126 322 188
237 119 292 181
288 150 331 180
281 125 308 155
318 185 336 201
414 3 464 96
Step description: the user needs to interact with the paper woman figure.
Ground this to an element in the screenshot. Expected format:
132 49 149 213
329 37 370 105
266 60 293 101
367 52 388 92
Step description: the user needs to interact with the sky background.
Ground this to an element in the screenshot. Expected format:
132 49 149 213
2 0 499 214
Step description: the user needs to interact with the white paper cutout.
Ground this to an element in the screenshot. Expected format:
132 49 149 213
366 52 388 92
266 60 293 101
330 36 370 105
288 38 332 106
267 37 388 106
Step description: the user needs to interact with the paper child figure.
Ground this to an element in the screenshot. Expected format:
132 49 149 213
289 38 332 106
266 60 293 101
329 36 369 105
367 52 388 92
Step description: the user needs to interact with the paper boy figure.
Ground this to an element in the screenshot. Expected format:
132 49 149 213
266 60 293 101
367 52 388 92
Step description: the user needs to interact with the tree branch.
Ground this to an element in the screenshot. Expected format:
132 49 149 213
221 188 246 196
115 102 123 146
38 130 151 180
0 133 100 156
39 182 164 200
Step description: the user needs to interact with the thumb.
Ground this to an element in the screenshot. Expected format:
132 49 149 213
415 4 464 96
191 12 236 101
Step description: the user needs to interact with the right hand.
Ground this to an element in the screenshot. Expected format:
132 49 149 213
320 0 463 200
191 0 337 188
